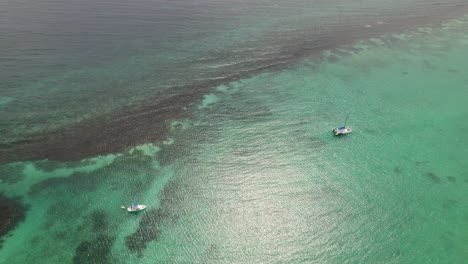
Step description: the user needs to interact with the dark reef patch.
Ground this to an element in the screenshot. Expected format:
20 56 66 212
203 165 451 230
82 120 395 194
0 163 25 185
0 65 279 164
0 3 467 165
125 209 163 258
442 198 458 209
446 176 456 183
424 172 441 183
203 244 221 262
73 234 115 264
89 209 109 233
415 161 429 166
0 194 28 245
422 59 437 70
447 68 460 74
394 167 402 174
28 175 96 197
125 179 185 257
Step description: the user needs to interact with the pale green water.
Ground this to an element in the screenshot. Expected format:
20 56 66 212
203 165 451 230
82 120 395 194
1 13 468 263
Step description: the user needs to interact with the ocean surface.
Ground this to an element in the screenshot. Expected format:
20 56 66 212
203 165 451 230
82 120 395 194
1 0 468 263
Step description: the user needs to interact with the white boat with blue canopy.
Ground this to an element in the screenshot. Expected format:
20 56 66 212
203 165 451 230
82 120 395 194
333 126 352 136
127 202 147 213
333 114 352 135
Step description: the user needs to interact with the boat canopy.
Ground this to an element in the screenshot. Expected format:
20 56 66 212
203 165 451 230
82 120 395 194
133 202 139 207
338 126 346 130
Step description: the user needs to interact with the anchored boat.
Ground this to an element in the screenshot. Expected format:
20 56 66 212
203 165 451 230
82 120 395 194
127 202 147 213
333 126 352 135
333 114 352 136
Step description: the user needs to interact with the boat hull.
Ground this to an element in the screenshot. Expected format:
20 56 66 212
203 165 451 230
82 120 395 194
127 205 147 212
333 126 352 136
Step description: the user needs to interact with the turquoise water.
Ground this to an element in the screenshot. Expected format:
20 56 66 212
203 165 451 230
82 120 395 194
1 1 468 263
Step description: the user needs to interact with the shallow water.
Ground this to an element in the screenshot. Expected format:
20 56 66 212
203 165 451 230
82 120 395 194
1 1 468 263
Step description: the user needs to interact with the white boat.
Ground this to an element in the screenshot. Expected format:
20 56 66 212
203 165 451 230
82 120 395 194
333 126 352 136
127 202 147 213
333 114 352 136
